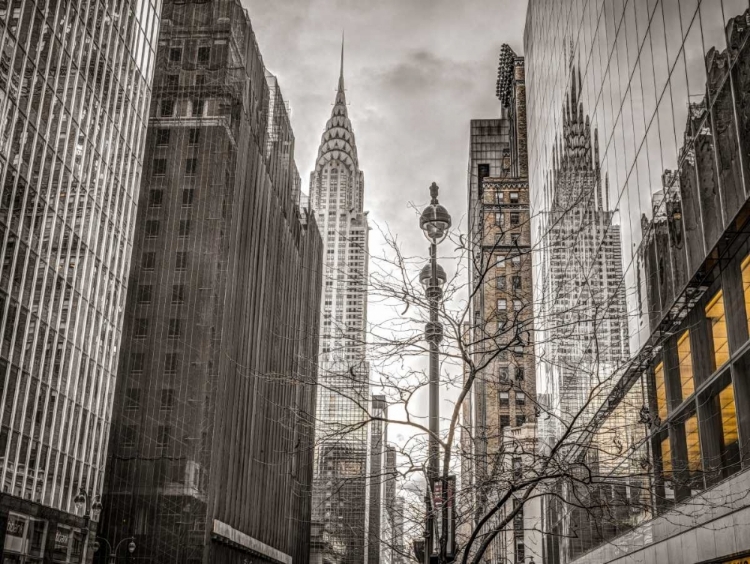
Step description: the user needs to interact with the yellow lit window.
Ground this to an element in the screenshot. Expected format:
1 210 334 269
705 290 729 369
654 362 667 421
742 255 750 337
661 437 672 479
677 331 694 399
719 384 738 447
685 415 702 474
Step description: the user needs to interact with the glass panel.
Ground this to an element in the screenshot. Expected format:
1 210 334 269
742 255 750 337
706 290 729 369
685 414 702 475
719 383 740 474
677 331 694 399
655 361 667 420
661 435 673 478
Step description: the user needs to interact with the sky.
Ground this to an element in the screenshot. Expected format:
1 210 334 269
242 0 528 462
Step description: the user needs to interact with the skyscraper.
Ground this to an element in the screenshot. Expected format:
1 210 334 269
466 45 538 564
526 1 750 562
0 1 159 560
367 396 387 564
98 2 323 563
309 43 371 564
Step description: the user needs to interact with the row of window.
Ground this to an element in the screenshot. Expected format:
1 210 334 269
134 317 186 339
130 352 179 373
168 45 211 65
155 128 200 146
497 275 524 291
144 217 192 238
153 157 199 176
494 211 522 227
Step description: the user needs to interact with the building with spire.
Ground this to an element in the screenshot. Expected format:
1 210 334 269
309 41 372 564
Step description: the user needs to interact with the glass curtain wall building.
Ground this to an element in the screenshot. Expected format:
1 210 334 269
0 0 158 560
526 0 750 562
98 1 323 564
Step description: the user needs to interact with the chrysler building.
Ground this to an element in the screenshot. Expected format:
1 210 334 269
309 42 372 564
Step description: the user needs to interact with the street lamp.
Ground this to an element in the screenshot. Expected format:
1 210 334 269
94 536 136 563
419 182 452 563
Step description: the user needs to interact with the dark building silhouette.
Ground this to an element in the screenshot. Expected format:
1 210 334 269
98 2 322 563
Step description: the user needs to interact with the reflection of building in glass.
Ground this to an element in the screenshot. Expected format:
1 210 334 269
368 396 387 564
309 43 371 564
98 2 323 563
465 45 539 564
0 0 159 560
527 1 750 563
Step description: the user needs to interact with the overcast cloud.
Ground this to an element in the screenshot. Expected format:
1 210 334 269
242 0 528 450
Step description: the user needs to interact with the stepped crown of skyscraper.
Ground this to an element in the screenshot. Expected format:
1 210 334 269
315 38 359 172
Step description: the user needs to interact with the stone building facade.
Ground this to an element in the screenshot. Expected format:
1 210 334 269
98 2 322 563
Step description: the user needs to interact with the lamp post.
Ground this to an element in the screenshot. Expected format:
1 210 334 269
93 536 136 563
73 488 103 562
419 182 452 563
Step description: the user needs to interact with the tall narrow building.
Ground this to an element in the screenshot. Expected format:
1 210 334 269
0 1 159 560
309 43 371 564
367 396 387 564
98 2 323 563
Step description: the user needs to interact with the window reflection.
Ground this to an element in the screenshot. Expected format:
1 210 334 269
685 414 702 477
661 435 673 479
706 290 729 369
677 331 694 399
654 361 667 420
741 255 750 336
718 384 740 475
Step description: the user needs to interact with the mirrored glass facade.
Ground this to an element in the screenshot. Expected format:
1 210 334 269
0 0 158 551
526 0 750 562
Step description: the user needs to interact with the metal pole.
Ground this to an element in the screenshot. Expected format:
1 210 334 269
429 240 440 483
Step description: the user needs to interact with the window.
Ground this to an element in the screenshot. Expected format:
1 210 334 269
185 158 197 176
165 353 178 373
149 190 163 207
157 426 171 448
511 233 520 245
510 192 519 203
496 276 506 290
179 220 190 238
511 254 521 266
160 99 174 117
516 414 526 426
153 158 167 176
131 352 145 372
742 255 750 337
718 384 740 475
192 99 204 117
135 318 149 338
165 74 178 89
497 299 507 311
499 391 509 406
706 290 729 370
195 74 206 87
169 47 182 62
182 189 195 206
513 299 522 310
497 255 506 269
516 367 524 381
495 212 504 227
512 276 522 290
654 361 667 421
685 414 702 477
156 129 170 146
500 414 510 427
510 212 520 226
122 425 137 448
197 46 211 64
160 389 175 410
515 392 525 405
512 457 523 480
172 285 185 304
175 252 187 271
495 190 504 203
168 319 181 338
677 331 694 400
189 128 200 145
661 436 673 480
125 389 140 410
145 220 159 238
142 252 156 270
137 285 152 304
